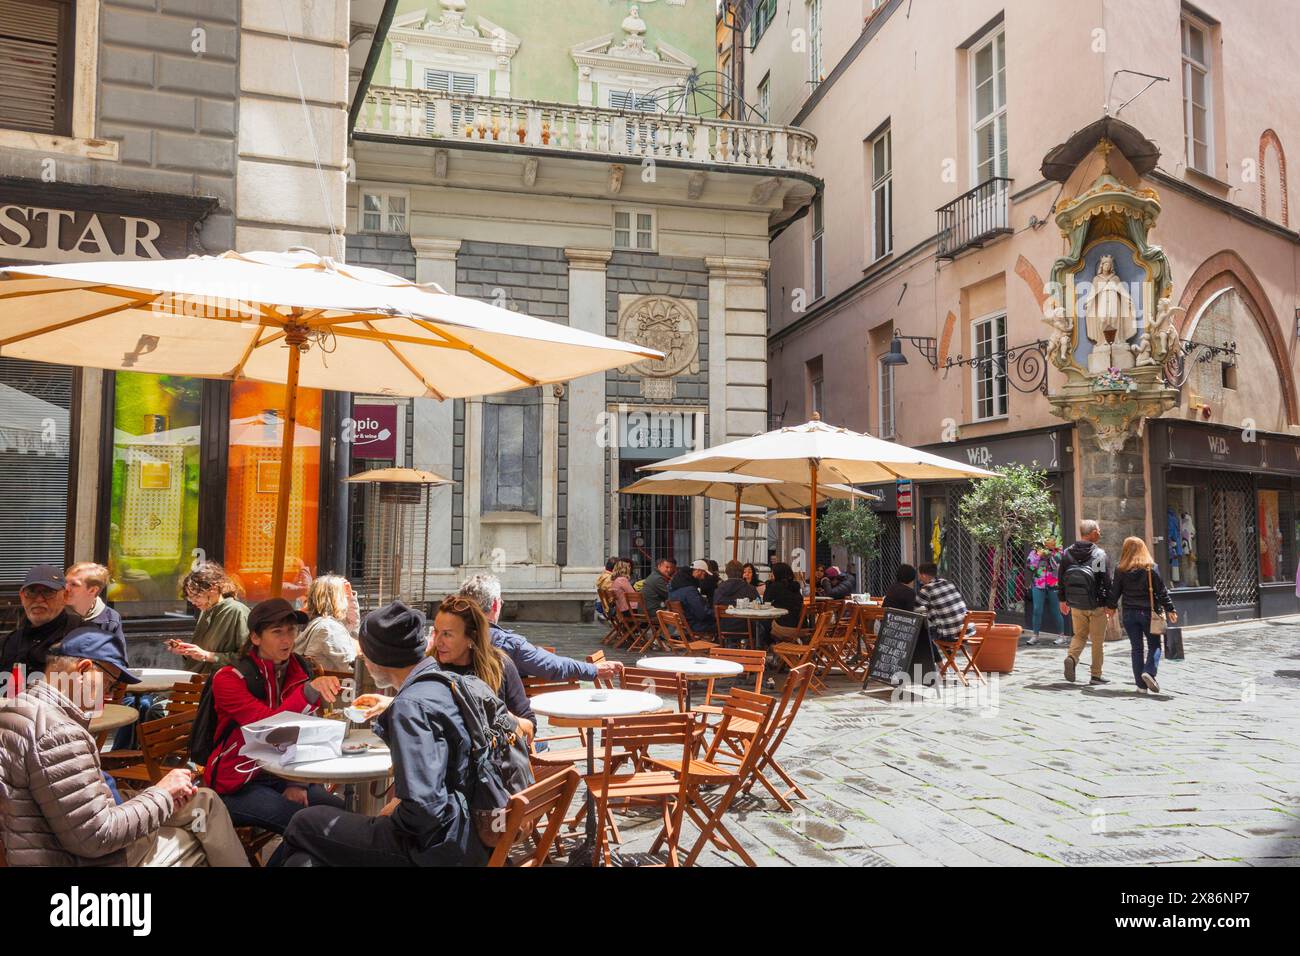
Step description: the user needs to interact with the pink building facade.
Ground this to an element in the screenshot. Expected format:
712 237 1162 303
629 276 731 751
745 0 1300 625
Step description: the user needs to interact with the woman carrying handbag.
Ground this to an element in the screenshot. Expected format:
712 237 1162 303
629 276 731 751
1105 536 1178 693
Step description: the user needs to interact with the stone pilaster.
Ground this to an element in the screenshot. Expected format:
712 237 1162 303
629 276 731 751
562 249 613 586
1076 421 1148 562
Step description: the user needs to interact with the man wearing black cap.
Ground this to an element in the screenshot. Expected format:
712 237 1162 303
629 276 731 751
0 628 248 866
280 600 485 866
0 565 77 678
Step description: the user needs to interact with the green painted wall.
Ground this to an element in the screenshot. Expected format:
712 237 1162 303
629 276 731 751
380 0 715 109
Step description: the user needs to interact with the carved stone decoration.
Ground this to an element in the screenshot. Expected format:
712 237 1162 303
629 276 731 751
617 294 700 399
424 0 478 38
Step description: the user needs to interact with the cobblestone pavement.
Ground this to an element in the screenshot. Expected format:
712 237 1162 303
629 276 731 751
516 614 1300 866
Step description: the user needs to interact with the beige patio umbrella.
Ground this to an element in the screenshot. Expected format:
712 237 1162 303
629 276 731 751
639 416 994 596
618 470 877 561
0 249 660 596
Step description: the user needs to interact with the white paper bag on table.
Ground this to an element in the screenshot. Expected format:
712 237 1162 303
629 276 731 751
238 712 345 767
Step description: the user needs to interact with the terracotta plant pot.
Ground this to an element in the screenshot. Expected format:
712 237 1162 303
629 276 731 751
970 623 1022 673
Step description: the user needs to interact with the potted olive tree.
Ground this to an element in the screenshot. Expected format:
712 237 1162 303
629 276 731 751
957 464 1057 672
816 499 883 592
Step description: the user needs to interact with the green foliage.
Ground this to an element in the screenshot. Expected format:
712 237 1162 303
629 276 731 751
816 499 883 564
958 464 1058 609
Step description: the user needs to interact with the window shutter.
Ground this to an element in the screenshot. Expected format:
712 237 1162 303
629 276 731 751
0 0 72 135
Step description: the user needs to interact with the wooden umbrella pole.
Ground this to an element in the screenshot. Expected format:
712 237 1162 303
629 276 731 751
732 485 741 562
808 460 818 600
271 326 306 599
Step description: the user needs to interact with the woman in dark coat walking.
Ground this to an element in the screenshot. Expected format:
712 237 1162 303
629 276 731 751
1107 537 1178 693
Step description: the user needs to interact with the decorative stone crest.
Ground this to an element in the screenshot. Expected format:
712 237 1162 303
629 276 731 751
423 0 478 38
1040 126 1180 452
617 294 699 399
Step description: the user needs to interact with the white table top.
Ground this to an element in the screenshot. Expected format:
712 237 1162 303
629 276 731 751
636 656 745 679
724 605 787 619
530 688 663 720
259 730 393 784
133 668 196 693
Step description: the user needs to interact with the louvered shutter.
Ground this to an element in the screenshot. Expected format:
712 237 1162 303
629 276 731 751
0 0 73 135
424 69 478 133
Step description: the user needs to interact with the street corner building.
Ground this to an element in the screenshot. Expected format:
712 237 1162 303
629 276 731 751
0 0 816 635
745 0 1300 627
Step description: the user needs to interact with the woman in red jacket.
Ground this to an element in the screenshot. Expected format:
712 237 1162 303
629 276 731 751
203 599 345 859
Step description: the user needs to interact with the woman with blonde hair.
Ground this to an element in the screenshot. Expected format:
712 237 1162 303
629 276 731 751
609 558 636 614
295 574 360 671
1106 536 1178 693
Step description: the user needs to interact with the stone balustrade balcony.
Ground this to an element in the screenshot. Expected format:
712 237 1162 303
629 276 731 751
356 85 817 174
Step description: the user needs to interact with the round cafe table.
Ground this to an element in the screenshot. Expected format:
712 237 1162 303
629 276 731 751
257 729 393 813
90 703 139 737
635 655 744 710
530 688 663 867
132 668 196 694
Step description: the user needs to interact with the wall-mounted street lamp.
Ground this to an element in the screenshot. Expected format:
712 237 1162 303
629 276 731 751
880 331 1050 395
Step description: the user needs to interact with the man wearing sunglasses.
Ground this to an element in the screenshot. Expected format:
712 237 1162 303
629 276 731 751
0 565 78 679
0 628 249 866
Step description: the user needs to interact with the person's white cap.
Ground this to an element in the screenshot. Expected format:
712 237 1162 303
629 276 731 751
691 559 709 572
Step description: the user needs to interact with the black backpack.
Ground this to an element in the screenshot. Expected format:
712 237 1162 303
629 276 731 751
1062 551 1104 610
408 666 535 848
188 654 319 766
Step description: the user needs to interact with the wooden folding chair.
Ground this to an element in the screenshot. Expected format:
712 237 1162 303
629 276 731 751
713 605 755 649
645 688 776 867
622 592 658 651
107 708 197 787
812 603 864 682
737 663 814 811
598 587 620 645
932 611 992 687
657 609 717 656
584 713 694 867
770 611 834 694
957 611 997 681
487 768 581 867
620 666 686 712
694 647 765 722
667 599 716 645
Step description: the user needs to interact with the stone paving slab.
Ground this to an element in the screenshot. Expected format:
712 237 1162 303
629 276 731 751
517 614 1300 866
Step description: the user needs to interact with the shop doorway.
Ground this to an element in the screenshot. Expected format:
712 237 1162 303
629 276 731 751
618 459 691 581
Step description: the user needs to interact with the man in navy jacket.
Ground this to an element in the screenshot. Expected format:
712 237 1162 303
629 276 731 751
281 601 485 867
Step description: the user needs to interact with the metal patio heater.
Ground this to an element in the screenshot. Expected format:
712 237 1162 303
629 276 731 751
344 467 453 617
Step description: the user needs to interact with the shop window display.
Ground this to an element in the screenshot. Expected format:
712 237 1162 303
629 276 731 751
1258 487 1290 583
1165 481 1208 588
224 381 321 606
108 373 201 616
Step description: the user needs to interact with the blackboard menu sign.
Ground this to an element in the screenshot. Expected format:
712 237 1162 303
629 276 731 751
865 607 927 687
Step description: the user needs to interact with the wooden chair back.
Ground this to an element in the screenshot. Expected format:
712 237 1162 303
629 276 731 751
586 650 616 689
656 609 696 654
594 712 694 865
713 604 754 647
624 591 654 649
964 610 997 632
700 647 765 707
523 675 581 697
702 688 776 775
665 599 697 638
620 665 686 711
167 674 206 713
486 767 580 867
765 663 814 746
137 708 198 783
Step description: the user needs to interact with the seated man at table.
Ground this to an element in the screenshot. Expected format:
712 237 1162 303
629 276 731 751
0 628 248 866
914 562 970 651
713 559 761 645
202 598 345 863
667 562 715 636
882 564 919 612
0 565 78 678
638 556 676 620
457 573 622 685
280 601 486 867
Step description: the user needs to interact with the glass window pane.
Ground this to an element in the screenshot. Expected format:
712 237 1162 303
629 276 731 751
363 212 381 231
1189 24 1205 64
615 211 629 229
0 358 72 587
636 230 653 250
975 120 995 169
225 381 321 605
637 213 652 231
363 194 381 212
615 229 630 248
873 136 887 178
109 372 202 617
975 43 993 87
975 77 994 121
1191 69 1208 108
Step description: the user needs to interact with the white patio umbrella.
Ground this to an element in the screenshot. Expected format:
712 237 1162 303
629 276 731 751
639 416 995 596
0 248 660 595
618 470 877 561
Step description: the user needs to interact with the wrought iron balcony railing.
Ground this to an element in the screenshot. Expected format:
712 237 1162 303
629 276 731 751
356 85 817 174
936 176 1013 259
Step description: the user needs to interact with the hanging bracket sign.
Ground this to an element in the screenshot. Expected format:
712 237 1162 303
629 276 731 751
896 480 913 518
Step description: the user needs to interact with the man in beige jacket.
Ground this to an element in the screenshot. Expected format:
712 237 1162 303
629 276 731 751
0 629 248 867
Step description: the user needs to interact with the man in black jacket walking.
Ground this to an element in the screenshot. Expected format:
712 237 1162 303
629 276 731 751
1056 520 1114 685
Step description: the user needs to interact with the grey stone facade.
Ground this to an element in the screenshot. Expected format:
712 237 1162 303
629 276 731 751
605 251 710 405
346 232 416 280
1078 421 1148 563
0 0 243 250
